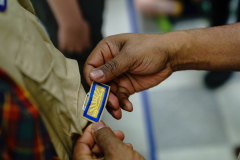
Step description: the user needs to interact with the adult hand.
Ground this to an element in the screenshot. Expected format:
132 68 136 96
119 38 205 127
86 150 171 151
84 33 181 119
73 121 145 160
58 20 91 54
84 24 240 119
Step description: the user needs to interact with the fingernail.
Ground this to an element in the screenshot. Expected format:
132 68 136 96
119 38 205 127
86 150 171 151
127 105 133 112
92 121 106 132
90 69 104 80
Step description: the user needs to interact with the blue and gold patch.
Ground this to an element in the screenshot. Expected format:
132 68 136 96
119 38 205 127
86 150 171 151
82 82 110 123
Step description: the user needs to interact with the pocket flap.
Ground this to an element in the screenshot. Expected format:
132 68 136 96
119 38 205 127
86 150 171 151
15 17 54 83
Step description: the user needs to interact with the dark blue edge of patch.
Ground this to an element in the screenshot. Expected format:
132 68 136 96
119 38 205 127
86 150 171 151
0 0 7 12
82 82 109 122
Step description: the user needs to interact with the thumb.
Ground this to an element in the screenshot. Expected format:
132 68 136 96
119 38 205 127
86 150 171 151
89 52 130 82
92 122 124 157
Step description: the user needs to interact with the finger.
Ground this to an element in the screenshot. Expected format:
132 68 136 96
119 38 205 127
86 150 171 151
87 36 131 83
106 107 122 120
84 35 130 85
107 92 120 110
109 81 118 94
114 130 125 140
116 87 133 112
83 62 94 86
89 50 131 83
91 145 103 158
73 124 94 159
126 143 133 149
91 130 125 155
84 39 115 86
106 92 121 119
75 123 94 147
119 98 133 112
92 122 125 156
112 74 135 112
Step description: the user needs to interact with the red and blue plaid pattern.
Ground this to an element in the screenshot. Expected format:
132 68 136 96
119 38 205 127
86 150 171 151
0 68 59 160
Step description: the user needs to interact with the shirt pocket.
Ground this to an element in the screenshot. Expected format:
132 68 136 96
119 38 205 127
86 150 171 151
15 20 53 83
15 12 65 104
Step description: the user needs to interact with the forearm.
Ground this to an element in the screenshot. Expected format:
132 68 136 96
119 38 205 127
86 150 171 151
47 0 84 28
170 23 240 71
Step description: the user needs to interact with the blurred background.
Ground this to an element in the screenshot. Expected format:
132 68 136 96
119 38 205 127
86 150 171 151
102 0 240 160
36 0 240 159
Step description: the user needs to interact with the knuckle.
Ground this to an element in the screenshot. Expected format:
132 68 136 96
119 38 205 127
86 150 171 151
99 37 111 46
95 128 118 151
95 128 110 142
102 60 119 75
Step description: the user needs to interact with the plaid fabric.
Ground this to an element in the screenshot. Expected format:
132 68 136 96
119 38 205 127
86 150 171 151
0 68 59 160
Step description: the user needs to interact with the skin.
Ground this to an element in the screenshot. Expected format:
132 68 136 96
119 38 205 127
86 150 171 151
135 0 182 16
79 23 240 159
73 121 145 160
47 0 91 53
84 23 240 119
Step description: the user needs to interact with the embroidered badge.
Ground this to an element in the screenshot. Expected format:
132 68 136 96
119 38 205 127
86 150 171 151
82 82 110 123
0 0 6 12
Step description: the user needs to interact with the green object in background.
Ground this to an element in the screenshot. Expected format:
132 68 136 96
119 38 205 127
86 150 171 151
157 16 173 33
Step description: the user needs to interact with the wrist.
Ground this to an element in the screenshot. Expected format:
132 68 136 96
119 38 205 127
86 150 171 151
158 31 192 72
165 29 210 72
59 18 86 29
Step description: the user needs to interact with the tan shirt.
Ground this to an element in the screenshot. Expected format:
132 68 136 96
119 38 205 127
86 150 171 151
0 0 88 159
